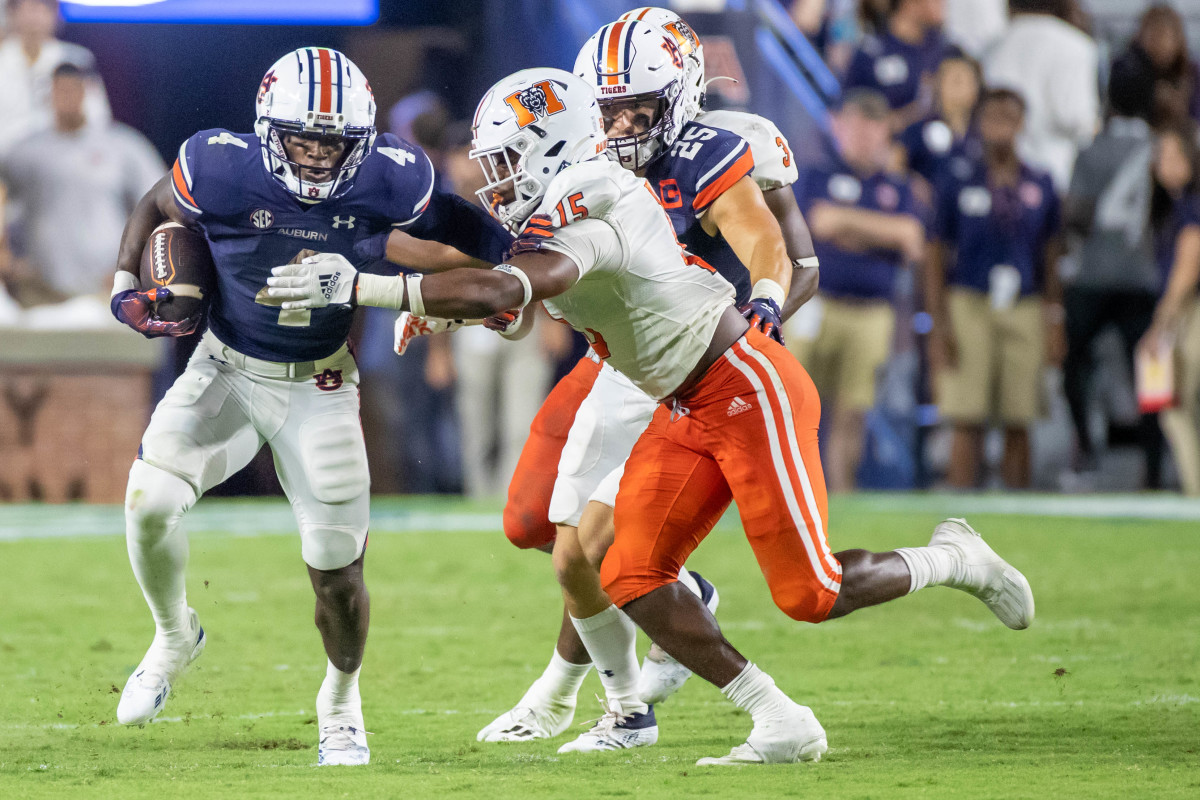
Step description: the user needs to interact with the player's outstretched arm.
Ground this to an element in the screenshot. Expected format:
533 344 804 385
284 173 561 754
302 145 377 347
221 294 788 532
762 186 820 318
265 249 579 320
402 188 514 265
705 175 792 341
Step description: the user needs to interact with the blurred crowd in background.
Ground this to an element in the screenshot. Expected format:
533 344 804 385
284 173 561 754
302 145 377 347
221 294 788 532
1 0 1198 499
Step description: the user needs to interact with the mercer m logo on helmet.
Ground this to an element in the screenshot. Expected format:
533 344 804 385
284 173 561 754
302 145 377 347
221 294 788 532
503 80 567 128
251 209 274 229
332 215 355 229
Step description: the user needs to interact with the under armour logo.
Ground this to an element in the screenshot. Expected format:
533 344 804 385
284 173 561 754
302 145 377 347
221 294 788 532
598 669 615 678
332 215 355 229
207 354 230 366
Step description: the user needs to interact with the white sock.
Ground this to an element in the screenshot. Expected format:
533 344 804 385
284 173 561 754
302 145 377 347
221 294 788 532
125 460 196 650
317 660 362 722
520 649 591 706
571 605 647 715
895 545 958 593
677 566 702 598
721 662 793 722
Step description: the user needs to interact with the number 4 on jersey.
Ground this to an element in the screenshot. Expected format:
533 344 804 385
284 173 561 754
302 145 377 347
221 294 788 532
378 146 416 167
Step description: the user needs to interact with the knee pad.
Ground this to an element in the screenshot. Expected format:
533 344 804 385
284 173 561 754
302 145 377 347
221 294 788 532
300 522 367 572
125 459 197 544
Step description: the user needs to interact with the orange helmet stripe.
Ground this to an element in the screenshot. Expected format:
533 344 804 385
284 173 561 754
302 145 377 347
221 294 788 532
317 48 333 113
605 21 627 86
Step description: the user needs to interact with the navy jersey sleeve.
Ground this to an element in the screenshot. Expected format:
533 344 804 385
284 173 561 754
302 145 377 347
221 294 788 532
171 129 258 222
403 188 514 263
1180 193 1200 230
369 133 438 227
678 126 755 214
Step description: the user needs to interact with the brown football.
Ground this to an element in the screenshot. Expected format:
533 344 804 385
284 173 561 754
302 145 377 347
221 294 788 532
139 222 216 322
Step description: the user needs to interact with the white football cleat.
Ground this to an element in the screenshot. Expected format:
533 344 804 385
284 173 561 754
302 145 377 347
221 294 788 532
117 607 206 726
557 699 657 754
318 723 370 766
477 698 576 742
930 518 1036 630
697 702 827 766
639 570 719 705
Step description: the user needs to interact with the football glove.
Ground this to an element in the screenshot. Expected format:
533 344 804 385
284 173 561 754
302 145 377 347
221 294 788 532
267 253 357 310
739 296 785 344
393 311 477 356
111 286 200 339
505 213 555 258
483 308 534 341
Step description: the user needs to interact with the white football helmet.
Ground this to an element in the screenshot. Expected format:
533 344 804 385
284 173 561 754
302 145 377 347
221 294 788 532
469 68 607 233
573 20 690 171
254 47 377 202
617 7 706 119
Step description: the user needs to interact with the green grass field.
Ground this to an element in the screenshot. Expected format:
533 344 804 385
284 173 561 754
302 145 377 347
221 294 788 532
1 495 1198 799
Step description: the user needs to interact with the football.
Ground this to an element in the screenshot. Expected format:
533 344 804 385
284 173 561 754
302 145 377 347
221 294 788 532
139 221 216 323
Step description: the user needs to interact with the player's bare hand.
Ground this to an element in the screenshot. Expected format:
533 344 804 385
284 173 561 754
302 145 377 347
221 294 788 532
266 253 357 310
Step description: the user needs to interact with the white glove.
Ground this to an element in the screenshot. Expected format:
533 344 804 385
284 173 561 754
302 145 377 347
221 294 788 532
393 310 481 355
267 253 358 310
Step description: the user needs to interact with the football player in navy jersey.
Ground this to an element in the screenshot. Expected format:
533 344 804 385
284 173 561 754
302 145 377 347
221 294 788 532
107 48 511 765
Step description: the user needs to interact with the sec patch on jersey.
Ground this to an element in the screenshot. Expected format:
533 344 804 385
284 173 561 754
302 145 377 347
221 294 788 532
140 222 215 322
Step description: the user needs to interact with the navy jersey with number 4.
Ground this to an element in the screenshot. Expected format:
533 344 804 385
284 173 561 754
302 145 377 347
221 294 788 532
642 120 756 304
171 129 510 362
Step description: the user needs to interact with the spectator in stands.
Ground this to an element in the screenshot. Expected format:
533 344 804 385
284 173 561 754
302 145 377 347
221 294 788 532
1143 124 1200 495
843 0 949 128
789 88 924 492
896 48 981 200
0 63 162 306
791 0 860 75
1062 67 1164 488
1108 4 1200 129
924 88 1063 489
984 0 1099 194
0 0 109 157
942 0 1006 59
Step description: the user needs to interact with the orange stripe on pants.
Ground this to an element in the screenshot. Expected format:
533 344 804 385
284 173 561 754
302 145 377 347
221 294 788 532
602 328 841 623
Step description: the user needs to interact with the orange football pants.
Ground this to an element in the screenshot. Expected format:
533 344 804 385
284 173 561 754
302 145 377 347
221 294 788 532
502 354 603 549
601 329 843 623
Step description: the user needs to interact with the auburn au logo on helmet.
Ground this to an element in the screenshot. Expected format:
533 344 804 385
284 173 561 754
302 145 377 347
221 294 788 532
503 80 567 128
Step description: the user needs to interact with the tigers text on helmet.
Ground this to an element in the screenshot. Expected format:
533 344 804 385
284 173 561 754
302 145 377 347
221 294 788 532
617 7 706 120
573 19 691 172
254 47 376 202
469 68 607 233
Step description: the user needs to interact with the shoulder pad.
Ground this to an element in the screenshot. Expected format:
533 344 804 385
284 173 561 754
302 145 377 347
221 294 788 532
172 129 257 218
370 133 436 226
534 159 633 228
695 110 797 190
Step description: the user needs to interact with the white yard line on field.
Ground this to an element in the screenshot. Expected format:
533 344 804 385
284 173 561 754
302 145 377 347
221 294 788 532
2 493 1198 542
